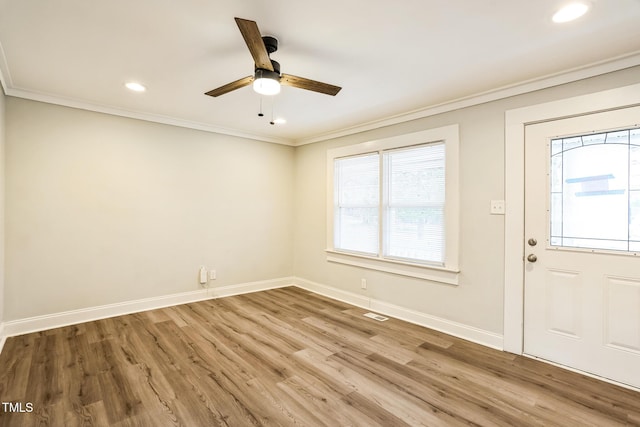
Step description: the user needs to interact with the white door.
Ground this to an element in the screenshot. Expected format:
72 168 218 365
524 106 640 389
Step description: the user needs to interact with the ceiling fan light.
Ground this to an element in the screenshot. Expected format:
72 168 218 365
253 77 280 95
253 69 281 95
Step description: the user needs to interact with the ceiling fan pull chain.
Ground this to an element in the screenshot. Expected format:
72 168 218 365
270 97 275 125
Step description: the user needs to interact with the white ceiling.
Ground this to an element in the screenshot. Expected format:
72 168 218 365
1 0 640 145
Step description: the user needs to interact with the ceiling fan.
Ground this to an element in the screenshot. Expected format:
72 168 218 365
205 18 342 98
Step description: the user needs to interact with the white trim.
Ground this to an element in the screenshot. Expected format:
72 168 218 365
1 277 294 341
296 52 640 146
326 250 459 285
326 125 460 283
294 276 371 308
207 277 293 299
0 40 11 95
0 39 289 147
0 275 503 355
503 83 640 354
3 87 293 146
369 298 503 350
294 277 503 350
2 32 639 148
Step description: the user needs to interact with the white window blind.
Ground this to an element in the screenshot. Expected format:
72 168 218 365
384 144 445 264
334 153 379 255
333 143 446 265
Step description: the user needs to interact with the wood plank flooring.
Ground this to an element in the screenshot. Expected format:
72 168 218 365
1 287 639 426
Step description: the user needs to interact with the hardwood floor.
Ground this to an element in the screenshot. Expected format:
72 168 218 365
1 287 639 426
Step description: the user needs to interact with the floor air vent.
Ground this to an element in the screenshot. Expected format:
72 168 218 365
363 312 389 322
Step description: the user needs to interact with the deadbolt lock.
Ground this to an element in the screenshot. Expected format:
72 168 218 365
528 238 537 247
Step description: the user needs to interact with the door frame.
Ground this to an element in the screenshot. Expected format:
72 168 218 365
503 82 640 354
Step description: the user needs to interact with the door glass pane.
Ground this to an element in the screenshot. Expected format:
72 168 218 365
550 128 640 252
550 193 563 237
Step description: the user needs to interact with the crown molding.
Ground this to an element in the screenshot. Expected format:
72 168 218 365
294 51 640 146
2 33 639 148
2 87 294 146
0 40 11 96
0 38 292 146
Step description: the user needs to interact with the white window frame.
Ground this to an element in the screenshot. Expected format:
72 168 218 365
326 125 460 285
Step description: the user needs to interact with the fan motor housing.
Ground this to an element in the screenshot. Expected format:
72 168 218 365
262 36 278 54
255 60 280 76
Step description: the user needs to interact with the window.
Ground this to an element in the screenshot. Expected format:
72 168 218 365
334 153 379 255
384 144 446 263
327 125 459 284
550 127 640 252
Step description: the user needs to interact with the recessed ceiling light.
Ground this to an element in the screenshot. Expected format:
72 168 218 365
273 118 287 125
552 2 589 23
125 82 146 92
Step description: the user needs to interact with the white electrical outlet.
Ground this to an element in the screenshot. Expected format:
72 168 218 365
490 200 505 215
361 278 367 289
210 270 217 280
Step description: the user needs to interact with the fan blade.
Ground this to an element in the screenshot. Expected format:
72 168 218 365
235 18 273 71
205 75 254 97
280 74 341 96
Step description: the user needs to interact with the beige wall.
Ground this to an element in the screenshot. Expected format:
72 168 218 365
4 98 294 320
3 66 640 335
292 66 640 336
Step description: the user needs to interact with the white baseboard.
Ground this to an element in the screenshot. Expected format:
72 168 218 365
293 276 371 308
293 277 504 350
1 276 503 356
207 277 293 299
1 277 294 342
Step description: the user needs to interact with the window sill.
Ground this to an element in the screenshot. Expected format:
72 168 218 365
325 250 460 285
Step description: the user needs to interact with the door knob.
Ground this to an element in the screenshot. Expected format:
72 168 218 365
527 254 537 263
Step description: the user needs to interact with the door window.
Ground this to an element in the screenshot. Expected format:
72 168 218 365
549 127 640 252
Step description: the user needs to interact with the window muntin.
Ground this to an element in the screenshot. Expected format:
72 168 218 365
549 127 640 252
